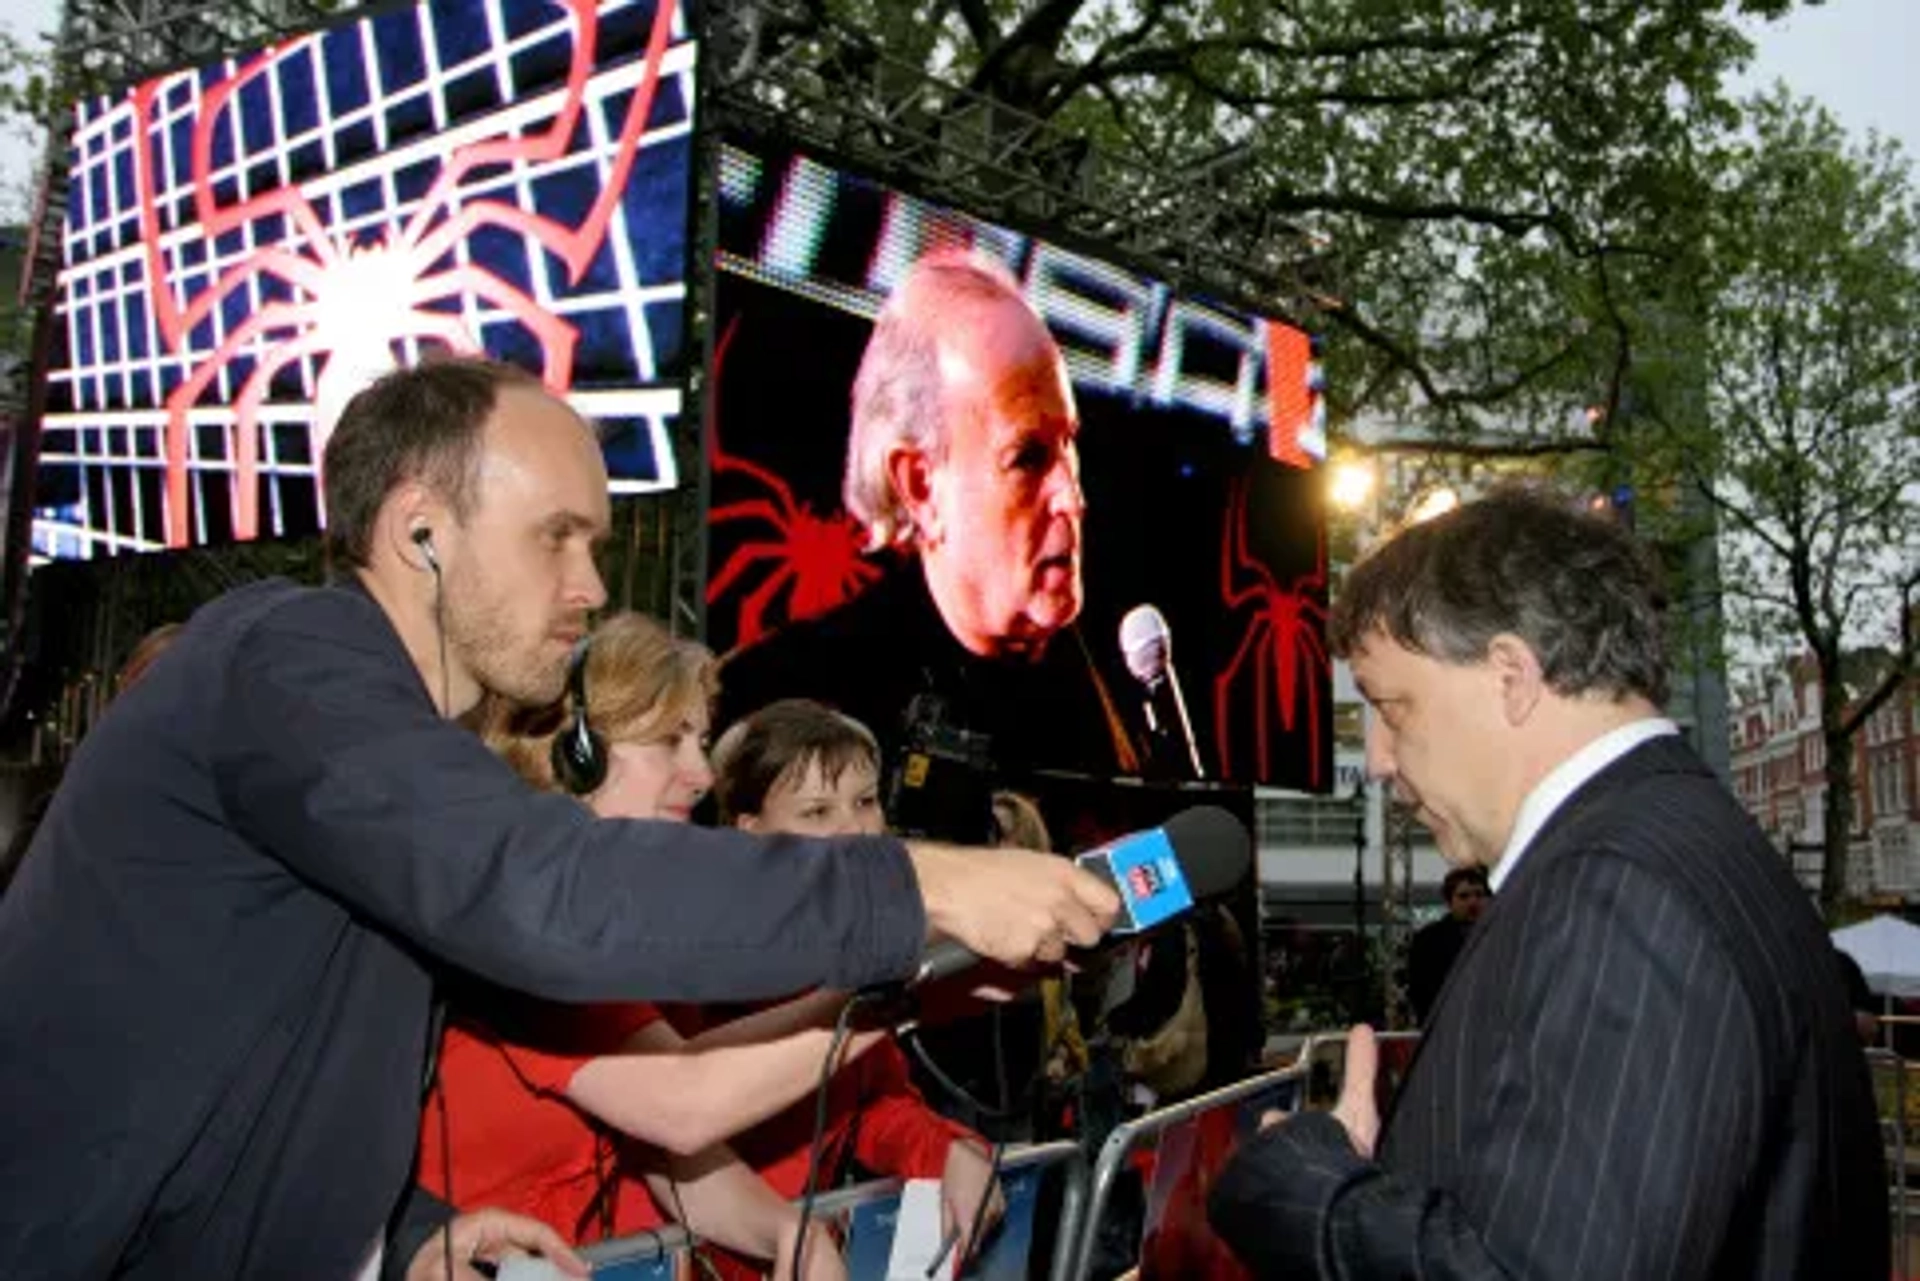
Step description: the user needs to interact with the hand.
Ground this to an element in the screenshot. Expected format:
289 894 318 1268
404 1208 587 1281
940 1140 1007 1261
1258 1024 1380 1158
774 1218 846 1281
1331 1024 1381 1157
907 842 1119 968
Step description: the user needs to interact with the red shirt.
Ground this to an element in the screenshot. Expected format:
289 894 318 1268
419 1001 666 1244
657 1005 981 1280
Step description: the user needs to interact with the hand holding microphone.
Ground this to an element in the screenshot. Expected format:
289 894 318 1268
904 840 1119 971
906 805 1253 986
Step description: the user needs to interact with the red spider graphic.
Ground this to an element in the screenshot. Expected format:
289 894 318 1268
705 438 881 648
129 0 678 546
703 317 882 647
1213 476 1330 787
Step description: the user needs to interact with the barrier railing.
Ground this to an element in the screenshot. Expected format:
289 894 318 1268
1055 1028 1423 1281
498 1139 1088 1280
1867 1048 1912 1278
1060 1063 1308 1281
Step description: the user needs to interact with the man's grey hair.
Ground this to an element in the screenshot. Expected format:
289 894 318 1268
843 253 1033 550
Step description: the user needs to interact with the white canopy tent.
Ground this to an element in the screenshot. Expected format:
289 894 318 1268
1831 914 1920 998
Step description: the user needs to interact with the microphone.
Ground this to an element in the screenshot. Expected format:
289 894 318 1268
910 805 1252 986
1119 604 1206 780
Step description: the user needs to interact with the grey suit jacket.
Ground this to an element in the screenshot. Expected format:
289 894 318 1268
1211 735 1888 1278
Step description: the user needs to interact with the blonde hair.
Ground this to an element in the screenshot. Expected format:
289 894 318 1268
481 612 716 793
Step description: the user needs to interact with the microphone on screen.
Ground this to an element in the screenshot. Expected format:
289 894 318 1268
1120 604 1207 780
909 804 1253 987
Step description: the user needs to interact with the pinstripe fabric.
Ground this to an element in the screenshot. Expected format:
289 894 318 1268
1211 737 1888 1279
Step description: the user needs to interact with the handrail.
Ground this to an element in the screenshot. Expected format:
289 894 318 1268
1064 1064 1308 1281
569 1139 1088 1272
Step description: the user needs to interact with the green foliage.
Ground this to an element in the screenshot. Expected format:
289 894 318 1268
1627 89 1920 912
747 0 1799 446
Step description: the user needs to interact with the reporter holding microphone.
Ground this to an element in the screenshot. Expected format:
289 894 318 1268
0 358 1117 1281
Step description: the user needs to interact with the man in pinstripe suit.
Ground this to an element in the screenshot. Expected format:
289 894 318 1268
1210 489 1887 1278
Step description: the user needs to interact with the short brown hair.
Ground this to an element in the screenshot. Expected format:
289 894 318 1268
322 355 544 566
481 612 716 793
710 699 881 823
1441 866 1489 902
1329 486 1669 706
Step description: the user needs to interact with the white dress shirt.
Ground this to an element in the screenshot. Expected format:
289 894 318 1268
1491 717 1679 891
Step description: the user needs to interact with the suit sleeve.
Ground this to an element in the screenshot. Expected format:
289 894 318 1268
210 592 926 1002
1210 851 1768 1280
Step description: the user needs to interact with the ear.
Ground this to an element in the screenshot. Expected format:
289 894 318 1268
382 481 441 572
884 445 940 546
1485 633 1545 726
735 813 763 835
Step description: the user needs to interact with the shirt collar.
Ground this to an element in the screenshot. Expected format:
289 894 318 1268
1490 718 1679 891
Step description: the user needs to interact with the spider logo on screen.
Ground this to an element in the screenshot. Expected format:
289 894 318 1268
703 320 881 647
1214 476 1329 787
126 0 678 547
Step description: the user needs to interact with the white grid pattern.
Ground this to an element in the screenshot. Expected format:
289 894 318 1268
35 0 696 562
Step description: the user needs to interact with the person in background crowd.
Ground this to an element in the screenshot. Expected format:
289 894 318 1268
1832 946 1882 1048
1403 866 1489 1025
702 698 1006 1277
0 356 1117 1280
1210 487 1886 1279
422 619 868 1279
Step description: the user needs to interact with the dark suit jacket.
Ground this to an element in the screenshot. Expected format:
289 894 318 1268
716 566 1139 782
0 578 927 1280
1405 914 1471 1026
1211 735 1888 1279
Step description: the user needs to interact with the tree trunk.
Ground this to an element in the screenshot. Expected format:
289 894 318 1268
1818 684 1856 920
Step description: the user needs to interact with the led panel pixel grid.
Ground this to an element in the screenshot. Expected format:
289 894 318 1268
34 0 696 561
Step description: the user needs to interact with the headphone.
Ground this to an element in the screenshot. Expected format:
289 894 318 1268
551 636 608 795
411 524 440 573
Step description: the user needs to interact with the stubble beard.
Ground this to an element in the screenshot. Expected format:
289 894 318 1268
441 567 569 709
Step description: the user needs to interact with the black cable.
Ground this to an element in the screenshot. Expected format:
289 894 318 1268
436 1074 455 1281
953 1139 1008 1277
429 555 453 1281
898 1028 1028 1124
665 1175 724 1281
791 992 866 1281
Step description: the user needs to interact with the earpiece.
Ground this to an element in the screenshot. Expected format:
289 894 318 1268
550 636 608 796
411 525 440 574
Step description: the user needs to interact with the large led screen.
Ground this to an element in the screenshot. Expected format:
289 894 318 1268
708 140 1332 791
32 0 695 561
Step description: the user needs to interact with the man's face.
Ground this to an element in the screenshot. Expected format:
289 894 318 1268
440 386 611 707
1447 879 1489 924
1352 629 1517 870
911 300 1084 657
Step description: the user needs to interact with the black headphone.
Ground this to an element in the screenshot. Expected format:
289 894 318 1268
411 524 440 574
551 636 608 795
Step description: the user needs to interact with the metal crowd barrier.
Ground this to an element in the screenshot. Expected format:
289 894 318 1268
1060 1062 1309 1281
1867 1047 1911 1279
495 1139 1088 1280
1056 1028 1423 1281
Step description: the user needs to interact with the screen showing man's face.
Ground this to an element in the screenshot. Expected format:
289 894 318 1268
920 304 1085 656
